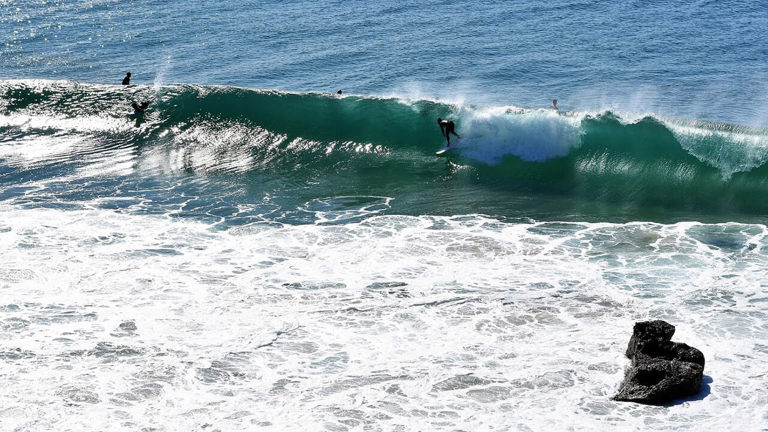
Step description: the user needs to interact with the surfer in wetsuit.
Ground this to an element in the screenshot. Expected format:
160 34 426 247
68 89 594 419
437 118 461 147
131 100 150 115
122 72 131 85
551 99 558 111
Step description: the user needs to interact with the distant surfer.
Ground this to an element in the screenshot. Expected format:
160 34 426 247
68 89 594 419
551 99 558 111
437 118 461 147
131 100 150 115
337 89 343 95
122 72 131 85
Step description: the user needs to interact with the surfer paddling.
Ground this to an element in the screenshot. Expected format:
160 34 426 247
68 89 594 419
131 100 151 115
437 118 461 147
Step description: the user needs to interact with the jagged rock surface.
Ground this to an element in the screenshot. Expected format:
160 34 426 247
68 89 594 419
614 320 704 405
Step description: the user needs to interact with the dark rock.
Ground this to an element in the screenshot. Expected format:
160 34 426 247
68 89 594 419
118 320 137 332
614 359 703 405
614 320 705 405
625 320 674 358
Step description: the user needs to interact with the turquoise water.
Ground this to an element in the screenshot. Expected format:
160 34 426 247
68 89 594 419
2 1 768 431
3 81 768 223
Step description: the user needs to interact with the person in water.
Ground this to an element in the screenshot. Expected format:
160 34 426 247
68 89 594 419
131 100 150 115
437 118 461 147
336 89 343 95
122 72 131 85
551 99 558 110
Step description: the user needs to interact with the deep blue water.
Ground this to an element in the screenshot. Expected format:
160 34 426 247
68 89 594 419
3 0 767 125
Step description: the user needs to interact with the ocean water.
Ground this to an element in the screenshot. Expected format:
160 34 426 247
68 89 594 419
2 1 768 430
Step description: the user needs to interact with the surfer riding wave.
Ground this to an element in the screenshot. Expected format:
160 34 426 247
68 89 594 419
437 117 461 147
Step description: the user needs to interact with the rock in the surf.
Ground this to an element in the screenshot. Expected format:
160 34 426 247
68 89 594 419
614 320 704 405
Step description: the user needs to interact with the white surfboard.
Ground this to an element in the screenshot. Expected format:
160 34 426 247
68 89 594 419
435 147 451 156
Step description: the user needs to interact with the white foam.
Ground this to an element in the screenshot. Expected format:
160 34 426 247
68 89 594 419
0 113 134 136
453 107 583 164
1 206 767 430
662 118 768 178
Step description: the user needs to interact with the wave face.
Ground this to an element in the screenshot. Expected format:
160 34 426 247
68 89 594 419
2 80 768 222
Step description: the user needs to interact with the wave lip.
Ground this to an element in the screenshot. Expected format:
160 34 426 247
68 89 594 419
663 117 768 178
4 79 767 173
455 106 583 164
4 80 768 218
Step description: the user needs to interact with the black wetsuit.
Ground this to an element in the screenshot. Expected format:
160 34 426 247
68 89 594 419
132 101 150 115
439 119 460 146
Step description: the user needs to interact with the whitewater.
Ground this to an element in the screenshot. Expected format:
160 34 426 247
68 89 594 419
3 0 768 430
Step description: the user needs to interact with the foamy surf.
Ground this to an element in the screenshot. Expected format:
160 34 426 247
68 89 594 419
1 205 767 430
